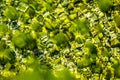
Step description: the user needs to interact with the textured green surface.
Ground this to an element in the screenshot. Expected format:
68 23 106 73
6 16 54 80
0 0 120 80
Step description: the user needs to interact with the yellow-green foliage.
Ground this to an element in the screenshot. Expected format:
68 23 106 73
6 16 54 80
54 32 68 46
77 55 91 68
0 24 8 38
84 42 97 55
13 57 76 80
69 18 89 35
4 6 18 20
12 33 27 48
12 32 36 49
114 13 120 29
0 0 120 79
98 0 113 12
0 49 16 66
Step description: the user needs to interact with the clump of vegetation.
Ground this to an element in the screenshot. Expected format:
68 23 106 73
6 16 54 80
0 24 8 38
54 32 68 47
0 0 120 80
12 32 36 49
98 0 113 12
4 6 18 20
